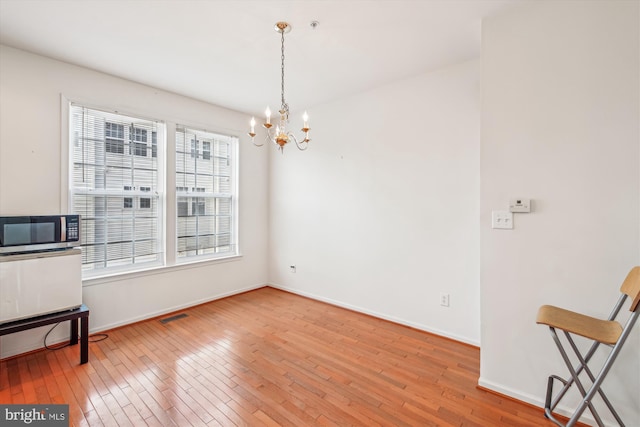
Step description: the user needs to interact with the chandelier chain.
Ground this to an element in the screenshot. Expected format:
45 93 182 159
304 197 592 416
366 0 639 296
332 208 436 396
280 28 289 117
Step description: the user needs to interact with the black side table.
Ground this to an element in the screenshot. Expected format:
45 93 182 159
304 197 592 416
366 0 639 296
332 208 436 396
0 304 89 364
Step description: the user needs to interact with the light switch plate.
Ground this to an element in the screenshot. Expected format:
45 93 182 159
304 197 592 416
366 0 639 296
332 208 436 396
492 211 513 229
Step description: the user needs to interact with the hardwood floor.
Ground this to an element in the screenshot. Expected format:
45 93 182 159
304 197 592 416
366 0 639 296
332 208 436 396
1 287 557 426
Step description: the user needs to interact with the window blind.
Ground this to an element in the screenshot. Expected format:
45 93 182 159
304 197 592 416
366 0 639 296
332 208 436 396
176 126 236 258
70 105 163 274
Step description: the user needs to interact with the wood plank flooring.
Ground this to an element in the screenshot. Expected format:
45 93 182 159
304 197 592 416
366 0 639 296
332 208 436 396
1 287 557 426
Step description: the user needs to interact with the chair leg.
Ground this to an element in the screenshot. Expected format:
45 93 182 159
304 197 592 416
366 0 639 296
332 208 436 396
565 311 639 427
546 339 602 415
545 374 567 415
549 328 606 426
545 375 570 427
564 332 625 426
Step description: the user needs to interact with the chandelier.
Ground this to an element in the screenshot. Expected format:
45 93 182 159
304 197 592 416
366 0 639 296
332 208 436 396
249 21 310 152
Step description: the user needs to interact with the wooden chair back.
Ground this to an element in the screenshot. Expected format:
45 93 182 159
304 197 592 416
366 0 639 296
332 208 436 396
620 266 640 312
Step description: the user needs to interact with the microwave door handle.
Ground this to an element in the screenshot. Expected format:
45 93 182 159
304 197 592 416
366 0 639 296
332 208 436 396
61 217 66 242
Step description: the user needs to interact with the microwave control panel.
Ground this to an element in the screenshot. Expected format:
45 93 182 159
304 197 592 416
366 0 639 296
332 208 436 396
66 217 80 241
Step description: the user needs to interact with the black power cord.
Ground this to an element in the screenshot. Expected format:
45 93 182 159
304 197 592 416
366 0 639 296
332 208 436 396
43 322 109 350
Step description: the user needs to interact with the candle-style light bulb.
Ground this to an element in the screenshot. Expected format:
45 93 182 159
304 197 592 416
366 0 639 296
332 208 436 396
302 111 309 128
265 107 271 125
250 117 256 133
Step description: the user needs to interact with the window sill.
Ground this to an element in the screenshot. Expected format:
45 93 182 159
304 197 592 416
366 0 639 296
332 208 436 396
82 254 243 287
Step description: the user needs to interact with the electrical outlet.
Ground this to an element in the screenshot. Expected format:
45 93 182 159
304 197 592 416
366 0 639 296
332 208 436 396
440 293 450 307
289 265 296 273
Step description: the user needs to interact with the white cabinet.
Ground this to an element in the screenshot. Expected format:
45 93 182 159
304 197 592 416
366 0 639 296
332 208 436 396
0 248 82 323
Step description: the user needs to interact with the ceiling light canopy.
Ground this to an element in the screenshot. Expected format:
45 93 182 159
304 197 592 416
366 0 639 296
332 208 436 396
249 22 311 153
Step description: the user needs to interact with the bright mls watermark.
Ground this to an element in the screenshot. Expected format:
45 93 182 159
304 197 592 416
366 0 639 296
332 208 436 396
1 405 68 426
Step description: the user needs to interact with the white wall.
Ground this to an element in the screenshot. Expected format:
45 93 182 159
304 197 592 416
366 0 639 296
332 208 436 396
0 45 269 358
480 1 639 425
4 2 637 423
269 60 481 345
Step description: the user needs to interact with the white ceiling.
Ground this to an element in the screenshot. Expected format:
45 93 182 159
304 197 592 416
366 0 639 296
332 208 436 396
0 0 522 116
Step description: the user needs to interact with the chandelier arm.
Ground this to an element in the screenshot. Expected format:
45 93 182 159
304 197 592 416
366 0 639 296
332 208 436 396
252 125 275 147
288 132 310 151
266 127 278 148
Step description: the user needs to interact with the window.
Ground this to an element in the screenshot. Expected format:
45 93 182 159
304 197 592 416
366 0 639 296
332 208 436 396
176 126 237 258
132 126 148 156
105 122 125 154
69 104 237 277
152 131 157 158
177 200 189 217
70 105 163 276
192 198 205 215
190 139 199 158
134 143 147 157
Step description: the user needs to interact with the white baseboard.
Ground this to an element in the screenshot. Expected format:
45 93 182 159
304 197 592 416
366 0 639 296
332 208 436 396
90 282 267 334
268 282 480 347
478 377 604 427
1 282 267 360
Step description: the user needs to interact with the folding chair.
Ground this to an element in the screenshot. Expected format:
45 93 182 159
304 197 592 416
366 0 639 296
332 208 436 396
536 267 640 427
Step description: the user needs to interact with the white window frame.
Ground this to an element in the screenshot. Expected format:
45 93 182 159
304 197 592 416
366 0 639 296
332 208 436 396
175 126 238 262
62 97 240 283
67 103 166 278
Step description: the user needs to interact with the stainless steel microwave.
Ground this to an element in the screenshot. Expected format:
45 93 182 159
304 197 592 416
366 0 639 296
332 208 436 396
0 215 80 254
